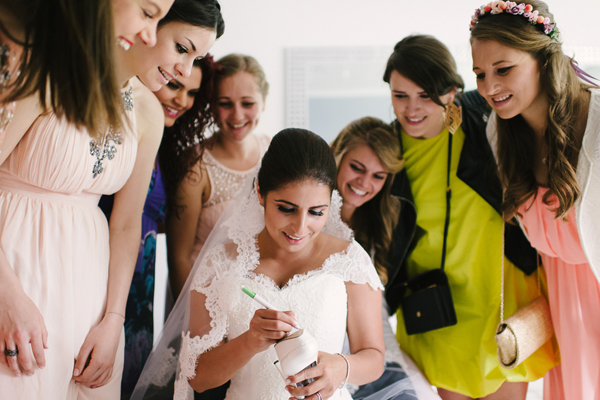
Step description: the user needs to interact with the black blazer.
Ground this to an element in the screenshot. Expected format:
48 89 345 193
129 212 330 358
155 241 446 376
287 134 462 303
385 90 537 313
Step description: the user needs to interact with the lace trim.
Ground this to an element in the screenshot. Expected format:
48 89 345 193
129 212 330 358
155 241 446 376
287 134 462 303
145 345 178 387
322 190 354 241
247 241 383 292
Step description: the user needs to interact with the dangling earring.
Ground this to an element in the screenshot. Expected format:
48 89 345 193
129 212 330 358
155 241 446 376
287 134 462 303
444 101 462 135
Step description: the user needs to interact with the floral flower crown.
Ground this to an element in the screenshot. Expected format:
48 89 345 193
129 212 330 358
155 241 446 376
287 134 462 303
470 1 559 41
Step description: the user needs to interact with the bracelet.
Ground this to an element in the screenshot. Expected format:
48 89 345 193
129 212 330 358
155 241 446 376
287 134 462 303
335 353 350 389
106 311 125 320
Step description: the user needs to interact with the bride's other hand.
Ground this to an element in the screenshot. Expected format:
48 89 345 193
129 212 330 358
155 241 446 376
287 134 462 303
244 309 298 353
285 351 347 400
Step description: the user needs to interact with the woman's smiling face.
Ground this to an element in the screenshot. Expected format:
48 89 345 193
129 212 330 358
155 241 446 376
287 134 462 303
471 39 544 120
153 66 202 127
336 144 388 210
112 0 173 48
129 21 216 91
215 71 266 142
389 70 454 139
259 179 331 254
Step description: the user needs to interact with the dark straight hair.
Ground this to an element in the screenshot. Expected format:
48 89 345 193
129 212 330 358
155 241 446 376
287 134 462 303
258 128 337 197
158 0 225 39
383 34 464 107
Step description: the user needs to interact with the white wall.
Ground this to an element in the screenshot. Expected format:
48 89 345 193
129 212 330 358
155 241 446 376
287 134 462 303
207 0 600 137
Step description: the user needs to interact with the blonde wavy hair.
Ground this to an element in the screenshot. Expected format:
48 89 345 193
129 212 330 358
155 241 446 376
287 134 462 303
331 117 404 284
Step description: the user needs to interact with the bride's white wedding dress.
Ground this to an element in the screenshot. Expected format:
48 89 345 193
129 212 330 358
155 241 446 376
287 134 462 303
175 179 383 399
179 239 382 400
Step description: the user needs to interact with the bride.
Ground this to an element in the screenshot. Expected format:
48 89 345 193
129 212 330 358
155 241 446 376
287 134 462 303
134 128 384 399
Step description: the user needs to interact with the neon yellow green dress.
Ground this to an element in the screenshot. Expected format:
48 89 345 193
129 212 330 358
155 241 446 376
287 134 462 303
396 127 558 397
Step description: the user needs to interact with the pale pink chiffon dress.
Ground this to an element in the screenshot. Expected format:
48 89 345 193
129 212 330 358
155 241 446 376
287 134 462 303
0 109 137 399
519 188 600 400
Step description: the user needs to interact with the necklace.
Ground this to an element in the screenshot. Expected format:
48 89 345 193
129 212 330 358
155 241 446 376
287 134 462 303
0 42 17 140
89 86 133 178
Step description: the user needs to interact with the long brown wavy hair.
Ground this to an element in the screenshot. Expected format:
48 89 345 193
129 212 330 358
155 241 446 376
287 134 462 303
471 0 593 219
331 117 404 284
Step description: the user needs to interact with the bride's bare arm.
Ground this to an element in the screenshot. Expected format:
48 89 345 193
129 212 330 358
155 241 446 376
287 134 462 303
187 290 298 393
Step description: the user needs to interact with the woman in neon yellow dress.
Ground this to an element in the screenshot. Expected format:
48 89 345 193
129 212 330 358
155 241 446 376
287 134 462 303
382 35 558 399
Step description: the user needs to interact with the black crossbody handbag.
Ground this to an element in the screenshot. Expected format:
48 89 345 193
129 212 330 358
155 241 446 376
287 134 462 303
401 131 457 335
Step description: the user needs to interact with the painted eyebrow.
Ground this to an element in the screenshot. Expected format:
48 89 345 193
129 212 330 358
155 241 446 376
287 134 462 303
350 159 387 175
275 199 329 209
391 90 428 95
350 159 366 168
185 37 197 52
473 60 511 71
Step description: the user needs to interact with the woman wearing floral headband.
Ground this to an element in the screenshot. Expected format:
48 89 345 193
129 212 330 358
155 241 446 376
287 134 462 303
471 0 600 398
383 34 557 400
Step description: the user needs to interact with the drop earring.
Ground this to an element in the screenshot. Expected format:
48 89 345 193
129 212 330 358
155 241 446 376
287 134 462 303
444 101 462 135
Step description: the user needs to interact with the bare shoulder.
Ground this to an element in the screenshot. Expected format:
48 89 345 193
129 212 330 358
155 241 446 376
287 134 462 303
319 233 352 256
131 78 164 141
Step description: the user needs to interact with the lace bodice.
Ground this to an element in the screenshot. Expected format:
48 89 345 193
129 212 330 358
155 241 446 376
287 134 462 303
178 239 382 400
203 134 270 207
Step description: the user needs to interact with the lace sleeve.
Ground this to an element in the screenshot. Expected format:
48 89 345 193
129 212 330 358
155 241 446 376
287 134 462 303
330 241 384 291
175 245 234 399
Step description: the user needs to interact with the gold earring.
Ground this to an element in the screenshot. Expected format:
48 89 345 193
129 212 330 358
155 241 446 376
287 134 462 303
444 102 462 135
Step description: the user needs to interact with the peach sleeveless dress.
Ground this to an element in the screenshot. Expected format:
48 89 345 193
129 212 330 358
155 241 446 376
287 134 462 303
0 106 137 399
519 188 600 400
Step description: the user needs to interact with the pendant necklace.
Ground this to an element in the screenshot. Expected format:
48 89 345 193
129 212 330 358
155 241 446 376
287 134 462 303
89 86 133 178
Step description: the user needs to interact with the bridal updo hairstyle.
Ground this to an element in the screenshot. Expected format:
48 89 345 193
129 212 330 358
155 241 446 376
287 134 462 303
258 128 337 197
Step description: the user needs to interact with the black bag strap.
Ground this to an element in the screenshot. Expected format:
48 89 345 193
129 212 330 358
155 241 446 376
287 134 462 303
439 132 453 271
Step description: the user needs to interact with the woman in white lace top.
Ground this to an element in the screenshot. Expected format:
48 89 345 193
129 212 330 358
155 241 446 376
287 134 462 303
132 128 384 400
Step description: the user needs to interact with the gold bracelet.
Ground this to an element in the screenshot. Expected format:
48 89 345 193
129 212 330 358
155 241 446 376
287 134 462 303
335 353 350 389
106 311 125 320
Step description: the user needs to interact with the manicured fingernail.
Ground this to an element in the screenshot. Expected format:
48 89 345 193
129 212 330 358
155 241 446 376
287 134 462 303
27 372 34 376
285 378 291 384
39 365 45 369
73 369 80 376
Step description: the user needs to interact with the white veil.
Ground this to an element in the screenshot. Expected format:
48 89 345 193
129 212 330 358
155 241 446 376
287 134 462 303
131 165 353 400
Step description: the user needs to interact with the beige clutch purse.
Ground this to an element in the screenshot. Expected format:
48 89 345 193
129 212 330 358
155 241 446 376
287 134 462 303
495 221 554 369
495 296 553 368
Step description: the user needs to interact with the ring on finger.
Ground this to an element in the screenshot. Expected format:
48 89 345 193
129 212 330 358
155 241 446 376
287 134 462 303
4 348 18 357
316 391 323 400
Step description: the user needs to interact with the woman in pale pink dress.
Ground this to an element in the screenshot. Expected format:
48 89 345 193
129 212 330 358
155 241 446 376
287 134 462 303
0 1 223 398
470 1 600 398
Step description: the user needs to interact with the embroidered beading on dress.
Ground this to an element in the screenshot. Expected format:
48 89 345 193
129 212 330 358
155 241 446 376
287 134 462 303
202 134 270 208
0 40 18 147
89 86 133 178
203 151 255 207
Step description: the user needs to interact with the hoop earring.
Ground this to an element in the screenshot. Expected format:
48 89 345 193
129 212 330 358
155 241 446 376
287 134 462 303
444 102 462 135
